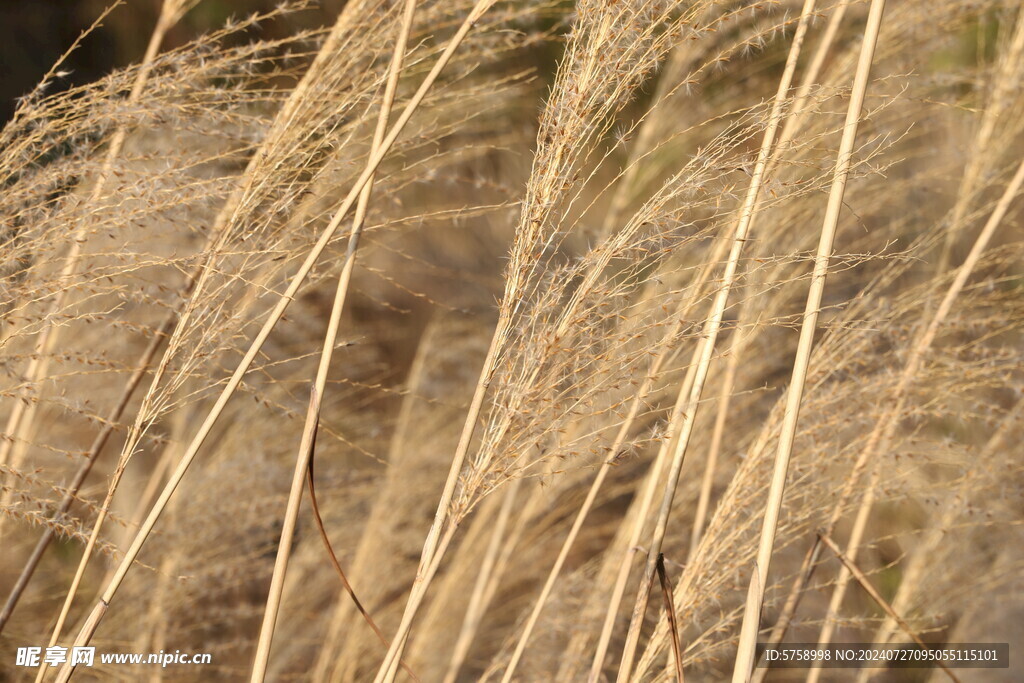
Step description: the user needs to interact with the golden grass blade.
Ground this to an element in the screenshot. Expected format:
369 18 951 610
0 315 170 634
755 18 1024 667
730 0 889 679
25 2 374 665
687 0 855 561
443 479 521 683
500 253 719 681
251 0 416 675
250 387 323 681
590 351 703 681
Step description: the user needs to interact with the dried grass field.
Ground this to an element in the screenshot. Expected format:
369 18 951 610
0 0 1022 681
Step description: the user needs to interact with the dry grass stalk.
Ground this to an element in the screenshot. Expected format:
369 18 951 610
731 0 889 679
250 388 323 681
0 0 186 520
5 0 376 648
250 1 417 675
756 13 1024 671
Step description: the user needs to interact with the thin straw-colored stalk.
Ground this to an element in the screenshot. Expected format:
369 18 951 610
130 408 187 663
499 251 724 681
730 1 888 679
615 3 820 679
0 1 183 525
495 21 784 673
443 479 521 683
316 311 442 682
586 7 857 671
19 3 182 673
816 533 962 683
803 14 1024 665
250 1 415 677
775 0 852 153
687 302 751 560
54 3 497 676
804 153 1024 683
804 472 877 683
375 523 461 683
250 388 323 681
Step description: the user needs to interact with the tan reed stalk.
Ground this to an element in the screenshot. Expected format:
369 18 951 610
0 1 186 524
442 479 521 683
38 10 372 670
434 475 547 682
803 153 1024 683
585 8 861 670
372 7 716 676
804 472 877 683
130 408 188 657
315 311 441 682
250 390 322 681
375 523 461 683
494 17 787 672
614 3 821 678
686 298 752 561
143 552 176 683
730 0 888 679
816 533 962 683
250 2 416 675
53 3 499 677
499 246 726 681
499 219 736 681
16 2 184 673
